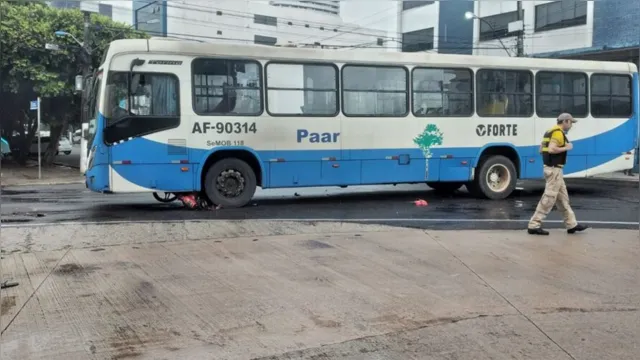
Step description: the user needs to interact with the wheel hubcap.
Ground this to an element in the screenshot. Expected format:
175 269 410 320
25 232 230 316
486 164 510 193
216 169 245 198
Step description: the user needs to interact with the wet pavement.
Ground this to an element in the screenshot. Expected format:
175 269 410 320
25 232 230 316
2 226 639 359
1 178 637 229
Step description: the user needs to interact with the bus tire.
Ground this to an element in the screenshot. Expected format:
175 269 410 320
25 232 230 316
469 155 517 200
204 157 257 208
427 182 463 193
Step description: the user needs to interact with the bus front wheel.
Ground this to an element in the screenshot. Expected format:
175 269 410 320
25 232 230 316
204 157 257 208
466 155 517 200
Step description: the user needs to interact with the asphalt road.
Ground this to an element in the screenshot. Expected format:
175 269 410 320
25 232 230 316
1 178 637 230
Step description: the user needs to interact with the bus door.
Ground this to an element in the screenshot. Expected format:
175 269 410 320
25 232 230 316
103 70 189 192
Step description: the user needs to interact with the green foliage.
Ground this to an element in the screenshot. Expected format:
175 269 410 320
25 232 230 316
0 1 147 163
0 1 146 97
413 124 444 157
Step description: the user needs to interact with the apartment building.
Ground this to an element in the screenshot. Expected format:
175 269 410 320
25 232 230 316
132 0 391 50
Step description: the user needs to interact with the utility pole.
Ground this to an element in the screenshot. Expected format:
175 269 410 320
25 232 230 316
79 11 91 174
516 1 524 57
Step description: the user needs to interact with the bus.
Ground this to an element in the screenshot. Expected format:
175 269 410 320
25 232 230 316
83 38 638 208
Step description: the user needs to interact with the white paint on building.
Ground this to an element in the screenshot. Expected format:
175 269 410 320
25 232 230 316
164 0 390 50
473 0 594 57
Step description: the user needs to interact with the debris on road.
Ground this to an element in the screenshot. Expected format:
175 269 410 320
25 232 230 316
178 193 199 209
177 193 223 210
1 280 19 289
414 199 428 207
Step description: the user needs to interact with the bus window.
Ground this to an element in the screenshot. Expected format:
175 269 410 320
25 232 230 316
103 72 180 144
191 58 262 116
536 71 588 118
591 74 632 118
412 67 473 117
342 65 408 117
477 69 532 117
86 72 102 150
266 62 338 116
106 72 179 124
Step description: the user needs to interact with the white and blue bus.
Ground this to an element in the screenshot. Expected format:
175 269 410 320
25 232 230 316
84 38 638 207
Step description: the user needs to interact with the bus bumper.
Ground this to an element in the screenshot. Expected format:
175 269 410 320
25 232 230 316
85 164 110 193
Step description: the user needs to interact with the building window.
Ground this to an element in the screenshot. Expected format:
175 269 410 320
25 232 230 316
536 71 588 118
402 28 434 52
266 63 338 116
98 3 113 19
535 0 587 32
477 69 532 117
134 1 163 36
479 10 524 41
591 74 632 118
254 14 277 26
191 58 262 116
412 68 473 117
255 35 277 46
402 1 435 11
342 65 408 117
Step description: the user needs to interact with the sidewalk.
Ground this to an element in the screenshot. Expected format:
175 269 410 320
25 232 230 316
0 161 83 186
1 221 638 360
591 171 639 182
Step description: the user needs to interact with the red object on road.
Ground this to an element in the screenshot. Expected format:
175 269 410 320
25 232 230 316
414 199 428 207
179 194 198 209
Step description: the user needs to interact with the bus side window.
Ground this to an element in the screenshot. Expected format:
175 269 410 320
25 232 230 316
192 58 263 116
477 69 532 117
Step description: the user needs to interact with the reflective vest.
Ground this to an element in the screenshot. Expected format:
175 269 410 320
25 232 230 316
541 127 568 168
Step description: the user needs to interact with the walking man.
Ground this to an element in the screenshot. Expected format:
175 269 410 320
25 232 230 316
528 113 589 235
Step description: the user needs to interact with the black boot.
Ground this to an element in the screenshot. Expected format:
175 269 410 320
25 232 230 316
528 228 549 235
567 224 589 234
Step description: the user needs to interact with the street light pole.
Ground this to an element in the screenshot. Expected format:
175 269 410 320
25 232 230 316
465 11 511 57
79 11 91 174
516 1 524 57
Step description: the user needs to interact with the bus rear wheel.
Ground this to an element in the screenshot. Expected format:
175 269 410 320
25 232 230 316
427 182 463 193
467 155 517 200
204 157 257 208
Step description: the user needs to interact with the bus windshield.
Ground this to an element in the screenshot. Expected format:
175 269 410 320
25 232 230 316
102 71 180 144
104 72 179 125
86 71 102 152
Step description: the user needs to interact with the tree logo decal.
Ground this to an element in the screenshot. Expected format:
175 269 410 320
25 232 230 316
413 124 444 178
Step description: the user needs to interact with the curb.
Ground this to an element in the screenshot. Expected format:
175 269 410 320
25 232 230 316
1 180 84 187
53 162 80 169
585 177 639 184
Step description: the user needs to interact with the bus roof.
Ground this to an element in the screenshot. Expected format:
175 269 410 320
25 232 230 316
103 38 638 73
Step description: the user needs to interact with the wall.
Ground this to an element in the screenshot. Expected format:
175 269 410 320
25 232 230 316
400 1 440 51
473 0 593 57
162 0 389 51
593 0 640 49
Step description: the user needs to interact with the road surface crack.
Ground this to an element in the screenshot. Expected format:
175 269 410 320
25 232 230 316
249 312 518 360
1 248 71 335
423 230 578 360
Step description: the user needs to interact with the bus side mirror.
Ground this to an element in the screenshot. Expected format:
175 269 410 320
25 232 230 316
103 84 115 119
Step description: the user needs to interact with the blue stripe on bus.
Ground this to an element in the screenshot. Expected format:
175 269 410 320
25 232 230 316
94 114 636 192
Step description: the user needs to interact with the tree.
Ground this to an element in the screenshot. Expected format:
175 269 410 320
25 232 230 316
0 1 147 165
413 124 444 178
